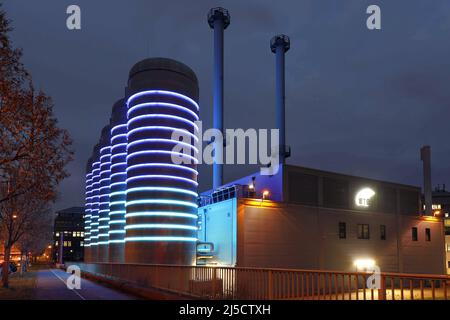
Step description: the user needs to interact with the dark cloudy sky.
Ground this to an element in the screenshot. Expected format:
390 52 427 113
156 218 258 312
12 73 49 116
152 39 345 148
3 1 450 210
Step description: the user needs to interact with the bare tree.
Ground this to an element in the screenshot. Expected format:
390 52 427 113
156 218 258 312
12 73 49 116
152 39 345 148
0 5 73 287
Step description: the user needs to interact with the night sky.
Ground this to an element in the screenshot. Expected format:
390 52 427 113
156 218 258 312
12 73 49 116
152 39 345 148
3 1 450 210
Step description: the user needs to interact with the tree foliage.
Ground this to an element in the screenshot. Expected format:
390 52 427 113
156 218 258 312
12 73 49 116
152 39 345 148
0 5 74 287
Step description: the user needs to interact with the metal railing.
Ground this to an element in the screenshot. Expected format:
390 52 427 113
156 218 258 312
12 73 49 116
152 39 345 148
75 263 450 300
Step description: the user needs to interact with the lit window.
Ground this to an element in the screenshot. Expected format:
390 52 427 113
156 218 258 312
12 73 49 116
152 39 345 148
55 232 60 237
73 232 76 237
80 241 84 247
357 224 370 239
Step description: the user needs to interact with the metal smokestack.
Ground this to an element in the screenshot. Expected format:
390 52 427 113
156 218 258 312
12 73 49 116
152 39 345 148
270 34 290 164
421 145 432 216
208 7 230 190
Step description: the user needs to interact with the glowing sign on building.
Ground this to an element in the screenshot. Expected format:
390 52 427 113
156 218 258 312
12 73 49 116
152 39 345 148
355 188 376 207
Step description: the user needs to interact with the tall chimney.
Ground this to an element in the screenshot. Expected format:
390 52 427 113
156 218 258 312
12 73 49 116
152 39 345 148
270 34 290 164
208 7 230 190
421 145 432 216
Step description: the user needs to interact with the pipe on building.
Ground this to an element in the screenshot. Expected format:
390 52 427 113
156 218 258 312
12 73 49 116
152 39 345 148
208 7 230 190
421 145 432 216
270 34 290 164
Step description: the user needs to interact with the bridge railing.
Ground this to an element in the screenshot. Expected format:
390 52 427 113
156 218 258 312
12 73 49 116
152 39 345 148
74 263 450 300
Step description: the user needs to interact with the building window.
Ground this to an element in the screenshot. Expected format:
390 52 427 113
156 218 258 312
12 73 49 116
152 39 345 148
380 225 386 240
425 228 431 242
55 232 60 237
80 241 84 247
412 227 418 241
339 222 346 239
357 224 370 239
447 244 450 252
448 261 450 268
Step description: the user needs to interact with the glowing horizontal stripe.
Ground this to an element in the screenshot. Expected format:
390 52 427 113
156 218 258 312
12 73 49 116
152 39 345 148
126 186 197 197
109 210 126 216
108 240 125 244
111 153 128 160
111 133 127 143
110 190 126 197
91 223 99 226
125 236 197 242
98 217 110 221
109 220 126 224
100 154 111 161
92 161 101 166
126 163 198 175
111 124 127 135
127 150 198 164
127 90 199 111
126 174 198 186
110 181 126 187
86 173 93 177
125 211 198 219
125 224 197 230
101 146 111 152
111 172 127 178
109 230 126 234
127 126 198 142
111 143 127 151
110 201 126 206
128 114 199 131
128 102 199 120
111 162 127 169
99 201 109 205
126 199 197 208
127 138 198 153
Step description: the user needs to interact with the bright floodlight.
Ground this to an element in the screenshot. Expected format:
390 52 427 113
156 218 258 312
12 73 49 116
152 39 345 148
355 188 375 207
354 258 376 270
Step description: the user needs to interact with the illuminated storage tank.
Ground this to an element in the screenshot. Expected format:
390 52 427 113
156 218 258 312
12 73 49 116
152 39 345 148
97 125 111 262
84 157 93 262
89 143 101 262
109 99 127 263
125 58 199 265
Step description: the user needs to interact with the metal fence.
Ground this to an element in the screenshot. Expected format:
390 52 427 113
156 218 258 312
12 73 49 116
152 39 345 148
75 263 450 300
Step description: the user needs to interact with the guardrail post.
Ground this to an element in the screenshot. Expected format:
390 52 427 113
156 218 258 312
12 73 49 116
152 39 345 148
268 270 273 299
378 275 386 300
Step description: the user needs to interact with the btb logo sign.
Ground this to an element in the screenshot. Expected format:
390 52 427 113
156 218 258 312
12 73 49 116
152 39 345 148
66 265 81 290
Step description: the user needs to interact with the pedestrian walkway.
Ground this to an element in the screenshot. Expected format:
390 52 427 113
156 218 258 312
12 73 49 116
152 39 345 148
35 268 135 300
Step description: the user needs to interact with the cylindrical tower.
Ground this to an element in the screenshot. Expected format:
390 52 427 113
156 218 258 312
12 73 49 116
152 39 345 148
109 99 127 262
89 143 101 261
125 58 199 265
270 34 290 164
208 7 230 190
84 157 93 262
98 125 111 262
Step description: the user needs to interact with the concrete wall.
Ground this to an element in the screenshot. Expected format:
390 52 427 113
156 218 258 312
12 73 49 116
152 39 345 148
237 201 446 275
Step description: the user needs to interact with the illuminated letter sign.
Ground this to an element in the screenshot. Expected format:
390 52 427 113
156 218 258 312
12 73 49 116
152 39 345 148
355 188 375 207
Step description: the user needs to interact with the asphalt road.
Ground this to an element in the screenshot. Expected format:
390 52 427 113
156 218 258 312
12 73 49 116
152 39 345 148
35 268 136 300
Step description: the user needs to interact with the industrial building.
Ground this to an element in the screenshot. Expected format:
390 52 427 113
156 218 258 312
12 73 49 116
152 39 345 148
82 6 447 276
197 165 445 274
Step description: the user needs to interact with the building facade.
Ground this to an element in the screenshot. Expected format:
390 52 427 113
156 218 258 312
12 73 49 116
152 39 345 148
198 165 446 275
53 207 85 262
431 186 450 274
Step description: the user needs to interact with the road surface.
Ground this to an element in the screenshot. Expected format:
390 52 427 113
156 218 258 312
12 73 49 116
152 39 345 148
35 268 136 300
